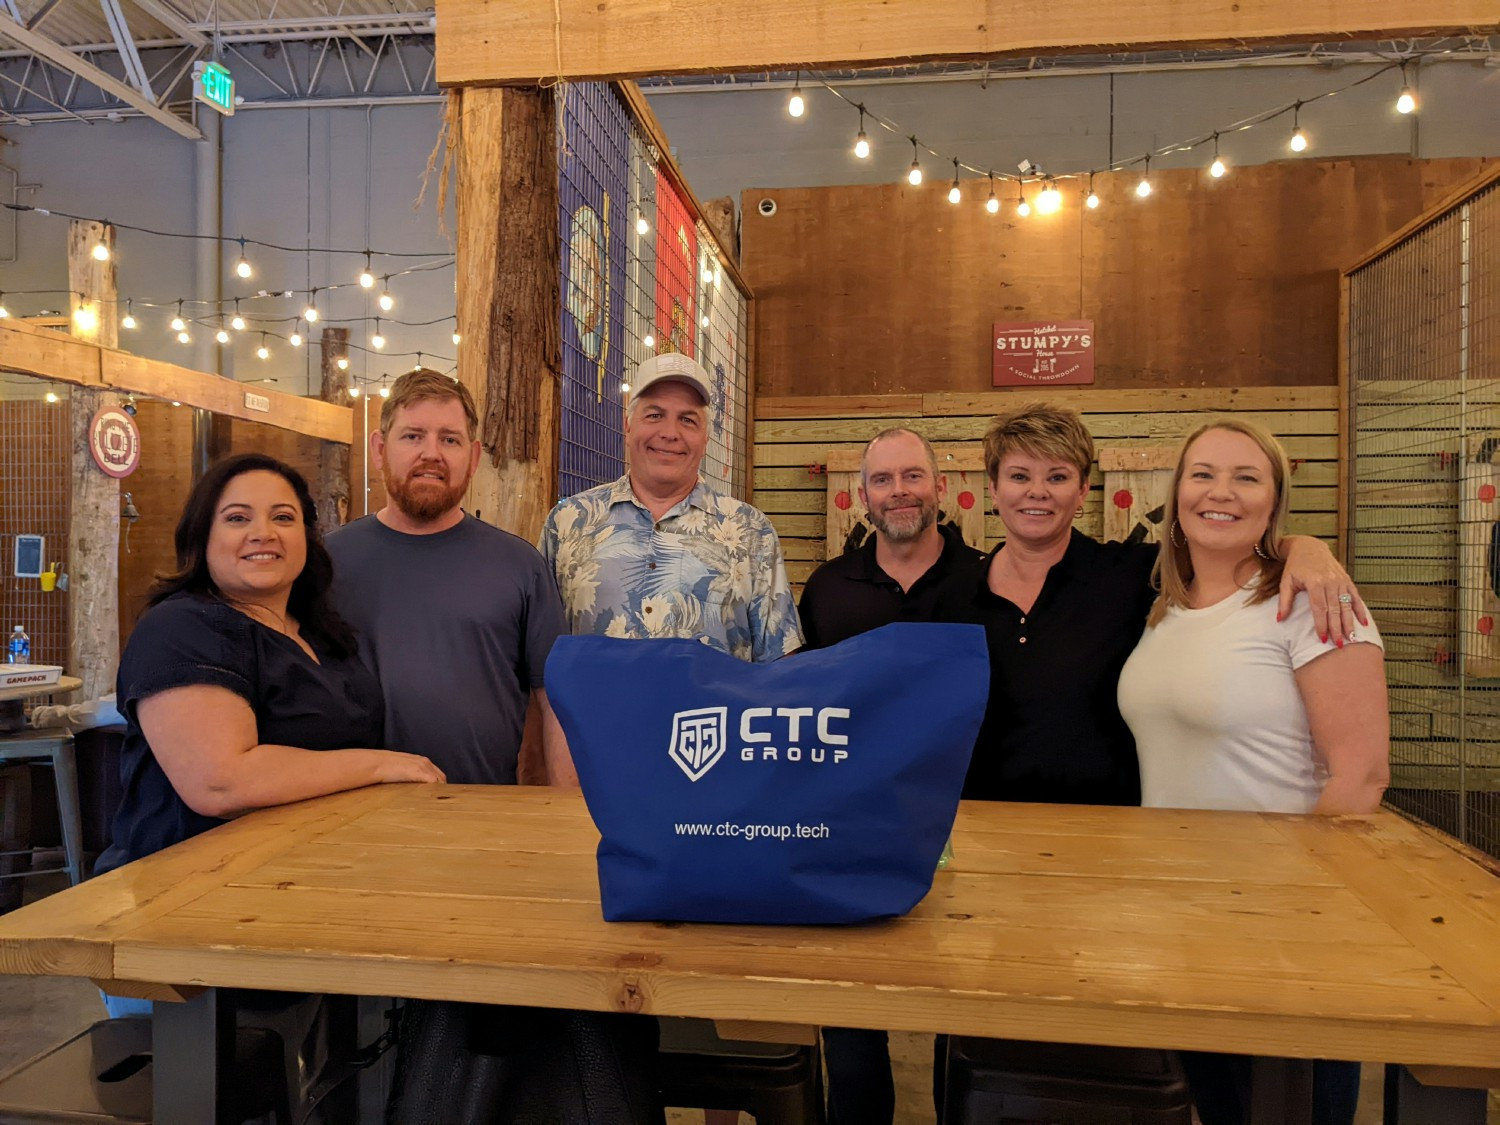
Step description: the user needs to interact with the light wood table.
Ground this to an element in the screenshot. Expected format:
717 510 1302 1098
3 785 1499 1122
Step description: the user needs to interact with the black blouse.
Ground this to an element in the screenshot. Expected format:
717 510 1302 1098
933 531 1156 806
96 593 384 874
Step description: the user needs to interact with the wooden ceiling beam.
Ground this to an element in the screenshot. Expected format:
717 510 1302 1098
434 1 1498 85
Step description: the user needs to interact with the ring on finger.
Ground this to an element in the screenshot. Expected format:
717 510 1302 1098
1337 593 1353 605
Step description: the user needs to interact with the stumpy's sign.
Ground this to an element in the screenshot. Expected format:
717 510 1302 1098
992 320 1095 387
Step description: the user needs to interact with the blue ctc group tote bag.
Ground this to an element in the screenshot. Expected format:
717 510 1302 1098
545 622 989 924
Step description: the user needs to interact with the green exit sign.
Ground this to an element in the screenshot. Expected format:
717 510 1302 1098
193 61 235 116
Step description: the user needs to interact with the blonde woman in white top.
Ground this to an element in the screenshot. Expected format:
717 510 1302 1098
1117 417 1389 1125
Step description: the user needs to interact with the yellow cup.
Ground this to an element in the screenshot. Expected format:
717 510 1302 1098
39 572 56 592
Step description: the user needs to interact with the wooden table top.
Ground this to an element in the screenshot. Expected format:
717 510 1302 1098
2 785 1499 1067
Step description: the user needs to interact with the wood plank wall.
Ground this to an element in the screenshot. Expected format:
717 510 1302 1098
743 156 1492 398
755 386 1338 590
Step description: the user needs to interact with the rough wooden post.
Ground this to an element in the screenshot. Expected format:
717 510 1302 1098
318 326 352 535
66 219 121 702
455 86 561 541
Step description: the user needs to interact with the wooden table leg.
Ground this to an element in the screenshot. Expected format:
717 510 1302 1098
1249 1057 1314 1125
154 987 233 1124
1384 1063 1489 1124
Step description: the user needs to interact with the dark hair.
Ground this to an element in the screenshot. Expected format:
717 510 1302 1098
148 452 356 658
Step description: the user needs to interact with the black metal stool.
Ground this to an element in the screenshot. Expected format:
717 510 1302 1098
941 1037 1193 1124
0 1016 295 1124
658 1018 824 1125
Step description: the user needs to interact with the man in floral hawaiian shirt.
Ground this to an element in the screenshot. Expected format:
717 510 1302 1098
540 352 802 662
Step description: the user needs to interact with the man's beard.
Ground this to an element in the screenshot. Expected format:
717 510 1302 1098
384 463 469 523
869 498 937 543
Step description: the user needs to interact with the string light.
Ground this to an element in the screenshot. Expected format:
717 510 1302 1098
256 333 270 360
452 331 461 345
907 137 922 186
643 333 655 349
985 173 999 214
176 329 191 345
234 238 252 279
169 299 186 333
215 320 230 345
701 314 710 328
337 356 350 370
348 385 360 397
412 352 424 372
73 303 98 333
1016 180 1030 218
371 319 386 350
1086 173 1100 210
359 252 376 288
1289 102 1308 152
1396 62 1418 114
378 384 390 398
91 241 110 262
230 298 245 331
1136 154 1153 197
303 289 320 323
787 72 805 119
1036 178 1062 215
701 265 715 283
44 391 58 403
635 213 649 236
0 295 8 318
1209 132 1227 178
120 300 137 330
378 280 394 312
853 106 870 159
948 160 962 205
289 329 303 347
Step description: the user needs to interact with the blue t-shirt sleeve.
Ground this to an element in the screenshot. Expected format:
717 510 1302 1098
524 558 567 688
118 598 257 715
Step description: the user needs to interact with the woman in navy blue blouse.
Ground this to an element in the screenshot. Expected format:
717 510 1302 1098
98 452 443 883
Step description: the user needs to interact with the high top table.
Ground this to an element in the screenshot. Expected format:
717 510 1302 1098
2 785 1498 1123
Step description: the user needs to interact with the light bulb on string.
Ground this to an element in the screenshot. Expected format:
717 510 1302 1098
853 105 870 159
234 239 252 279
1086 173 1100 210
91 241 110 262
701 265 714 284
378 281 394 313
1136 155 1153 198
289 322 303 348
643 333 655 350
701 314 710 328
1016 181 1030 218
1036 178 1062 214
348 385 360 398
787 71 805 119
359 252 376 288
304 289 320 323
257 333 270 360
170 299 186 333
1289 102 1308 152
337 356 350 371
985 173 999 214
452 332 461 345
378 384 390 399
371 320 386 350
73 303 98 333
215 320 230 345
1209 132 1227 178
44 392 58 404
230 298 245 331
121 300 137 330
176 330 191 345
412 353 424 372
636 214 649 237
1396 62 1417 114
947 159 962 205
907 137 922 186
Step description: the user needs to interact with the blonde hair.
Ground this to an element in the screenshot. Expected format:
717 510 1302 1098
1149 418 1293 626
983 403 1094 484
380 368 479 440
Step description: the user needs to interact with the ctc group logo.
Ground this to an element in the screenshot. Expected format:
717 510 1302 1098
668 707 728 782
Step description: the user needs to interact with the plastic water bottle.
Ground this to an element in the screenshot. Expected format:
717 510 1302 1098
7 626 29 665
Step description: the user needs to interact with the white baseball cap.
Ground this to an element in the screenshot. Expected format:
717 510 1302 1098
629 352 712 406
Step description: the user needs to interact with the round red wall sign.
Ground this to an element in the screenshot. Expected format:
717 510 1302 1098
89 406 141 478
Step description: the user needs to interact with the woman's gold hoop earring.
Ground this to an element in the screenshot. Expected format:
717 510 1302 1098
1169 520 1185 549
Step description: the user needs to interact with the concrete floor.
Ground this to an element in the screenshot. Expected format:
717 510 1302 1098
2 866 1497 1124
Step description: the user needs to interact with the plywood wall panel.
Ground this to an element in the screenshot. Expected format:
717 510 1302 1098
745 156 1492 398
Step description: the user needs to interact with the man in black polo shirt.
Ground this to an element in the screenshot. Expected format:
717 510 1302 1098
799 426 981 1125
800 427 981 648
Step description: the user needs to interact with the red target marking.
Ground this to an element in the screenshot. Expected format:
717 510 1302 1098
1481 617 1495 637
1481 485 1496 504
957 491 975 510
834 491 851 511
1113 489 1134 509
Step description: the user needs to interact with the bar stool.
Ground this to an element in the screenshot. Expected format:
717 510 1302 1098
940 1037 1194 1124
0 728 84 886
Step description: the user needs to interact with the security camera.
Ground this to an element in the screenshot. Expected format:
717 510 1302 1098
757 198 777 217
